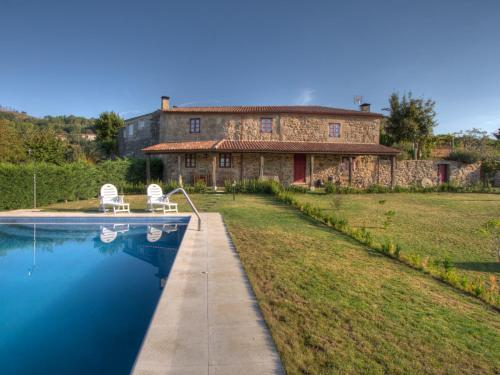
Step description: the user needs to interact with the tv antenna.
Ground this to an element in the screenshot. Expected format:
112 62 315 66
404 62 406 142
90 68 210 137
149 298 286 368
354 96 363 105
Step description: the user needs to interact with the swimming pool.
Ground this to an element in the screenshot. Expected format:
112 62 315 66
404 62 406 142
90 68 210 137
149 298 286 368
0 217 189 375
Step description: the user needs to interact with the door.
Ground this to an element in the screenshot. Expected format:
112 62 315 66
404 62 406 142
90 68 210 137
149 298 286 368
293 154 306 183
438 164 448 183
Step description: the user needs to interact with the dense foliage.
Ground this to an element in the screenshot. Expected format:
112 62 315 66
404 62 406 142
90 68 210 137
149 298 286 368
0 110 100 163
447 150 482 164
94 111 124 157
384 93 437 160
0 158 163 210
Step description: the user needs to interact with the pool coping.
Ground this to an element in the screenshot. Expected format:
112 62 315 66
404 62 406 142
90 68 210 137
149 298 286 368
132 212 284 374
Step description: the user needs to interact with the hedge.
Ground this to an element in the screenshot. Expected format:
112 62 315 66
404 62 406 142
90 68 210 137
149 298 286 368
0 158 163 210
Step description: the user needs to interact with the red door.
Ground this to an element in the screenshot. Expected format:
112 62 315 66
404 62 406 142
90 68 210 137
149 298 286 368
293 154 306 183
438 164 448 183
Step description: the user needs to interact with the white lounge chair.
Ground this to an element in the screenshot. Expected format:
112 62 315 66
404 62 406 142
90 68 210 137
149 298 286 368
146 184 178 214
99 184 130 214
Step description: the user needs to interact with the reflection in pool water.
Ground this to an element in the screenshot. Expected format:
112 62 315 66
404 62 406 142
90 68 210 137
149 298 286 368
0 222 187 375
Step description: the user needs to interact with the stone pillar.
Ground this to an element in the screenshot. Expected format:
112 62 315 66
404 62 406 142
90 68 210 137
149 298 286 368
177 154 183 187
212 153 217 191
259 154 264 180
348 156 353 186
309 154 315 190
146 154 151 183
240 153 244 181
391 155 396 189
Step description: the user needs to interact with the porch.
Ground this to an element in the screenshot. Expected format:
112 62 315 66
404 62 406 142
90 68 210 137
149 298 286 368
142 140 400 190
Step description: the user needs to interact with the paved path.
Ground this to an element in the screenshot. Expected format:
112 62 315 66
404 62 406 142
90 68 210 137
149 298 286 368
133 213 284 375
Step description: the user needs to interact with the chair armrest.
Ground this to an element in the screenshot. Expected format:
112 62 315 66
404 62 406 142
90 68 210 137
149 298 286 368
118 195 125 203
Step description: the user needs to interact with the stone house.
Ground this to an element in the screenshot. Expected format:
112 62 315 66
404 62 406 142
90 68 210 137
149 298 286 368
119 96 480 189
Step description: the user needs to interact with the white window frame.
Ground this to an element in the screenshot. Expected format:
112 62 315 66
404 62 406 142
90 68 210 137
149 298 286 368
138 120 145 130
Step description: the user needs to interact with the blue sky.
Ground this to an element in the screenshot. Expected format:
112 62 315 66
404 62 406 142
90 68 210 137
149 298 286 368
1 0 499 134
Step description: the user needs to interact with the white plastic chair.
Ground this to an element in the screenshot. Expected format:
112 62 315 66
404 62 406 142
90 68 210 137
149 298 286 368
146 184 178 214
99 184 130 214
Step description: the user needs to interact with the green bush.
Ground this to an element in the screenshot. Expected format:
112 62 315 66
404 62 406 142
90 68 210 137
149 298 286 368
447 150 481 164
0 162 99 210
224 179 281 194
0 158 165 210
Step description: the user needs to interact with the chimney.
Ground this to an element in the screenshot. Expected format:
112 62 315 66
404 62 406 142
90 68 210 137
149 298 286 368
359 103 370 112
161 96 170 110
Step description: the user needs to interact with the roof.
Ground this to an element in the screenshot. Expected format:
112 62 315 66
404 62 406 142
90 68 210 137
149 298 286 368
162 105 383 118
143 140 220 153
143 140 399 155
124 110 160 122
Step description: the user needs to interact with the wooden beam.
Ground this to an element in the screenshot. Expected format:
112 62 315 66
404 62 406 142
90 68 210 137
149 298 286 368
146 155 151 183
212 153 217 191
177 154 183 187
348 156 353 186
309 154 315 190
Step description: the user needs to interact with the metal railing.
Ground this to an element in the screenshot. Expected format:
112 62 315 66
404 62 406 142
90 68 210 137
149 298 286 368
164 188 202 231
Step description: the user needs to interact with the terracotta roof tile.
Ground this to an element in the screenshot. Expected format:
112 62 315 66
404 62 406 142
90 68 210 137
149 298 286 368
143 140 399 155
163 105 383 118
142 140 219 153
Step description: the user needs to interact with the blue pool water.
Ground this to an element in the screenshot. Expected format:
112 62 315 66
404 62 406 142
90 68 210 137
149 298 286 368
0 219 188 375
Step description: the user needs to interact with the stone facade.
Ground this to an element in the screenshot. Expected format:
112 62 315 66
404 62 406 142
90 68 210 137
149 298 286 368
121 100 481 189
118 111 160 157
161 152 481 188
159 113 380 144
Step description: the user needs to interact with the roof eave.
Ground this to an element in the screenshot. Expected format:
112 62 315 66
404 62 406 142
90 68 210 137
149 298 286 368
161 109 384 118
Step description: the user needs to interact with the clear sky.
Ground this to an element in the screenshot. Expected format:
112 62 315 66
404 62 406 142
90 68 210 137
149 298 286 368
1 0 499 134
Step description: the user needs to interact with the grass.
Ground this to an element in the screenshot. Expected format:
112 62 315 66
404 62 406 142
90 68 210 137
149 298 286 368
42 193 500 374
290 193 500 286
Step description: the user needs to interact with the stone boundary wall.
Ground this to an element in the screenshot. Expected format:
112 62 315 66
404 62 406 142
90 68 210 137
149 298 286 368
313 156 481 188
376 159 481 188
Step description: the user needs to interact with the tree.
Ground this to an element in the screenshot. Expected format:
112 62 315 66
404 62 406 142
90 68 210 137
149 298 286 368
24 127 69 164
94 112 124 158
0 119 27 162
385 93 437 159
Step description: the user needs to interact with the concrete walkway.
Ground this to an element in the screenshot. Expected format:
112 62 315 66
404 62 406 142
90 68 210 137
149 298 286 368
133 213 284 375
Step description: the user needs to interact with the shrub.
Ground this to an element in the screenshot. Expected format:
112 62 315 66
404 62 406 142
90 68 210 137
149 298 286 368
0 158 165 210
0 162 99 209
225 179 281 194
447 150 481 164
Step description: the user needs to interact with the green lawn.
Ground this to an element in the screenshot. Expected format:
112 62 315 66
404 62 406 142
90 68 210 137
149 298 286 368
287 193 500 288
42 194 500 374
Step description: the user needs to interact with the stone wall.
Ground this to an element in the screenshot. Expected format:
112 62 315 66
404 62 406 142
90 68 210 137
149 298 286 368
312 157 481 188
365 159 481 188
118 111 160 157
160 152 481 189
159 113 380 144
161 152 296 186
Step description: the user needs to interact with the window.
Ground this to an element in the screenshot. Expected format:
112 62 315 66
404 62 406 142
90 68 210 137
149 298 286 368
190 118 201 133
185 153 196 168
138 120 146 129
219 153 232 168
128 124 134 137
260 118 272 133
329 123 341 138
